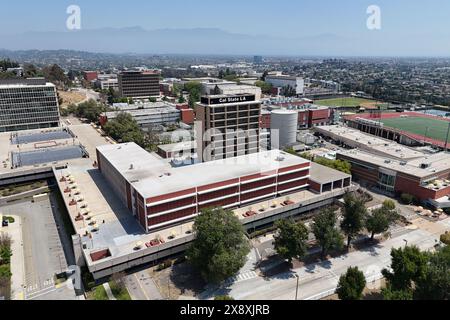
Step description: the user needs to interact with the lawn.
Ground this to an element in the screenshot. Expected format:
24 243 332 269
380 116 450 143
109 280 131 300
315 97 377 108
90 285 109 300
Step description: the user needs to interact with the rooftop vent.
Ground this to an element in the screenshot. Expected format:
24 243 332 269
385 160 391 164
129 164 134 170
276 156 285 162
420 163 431 169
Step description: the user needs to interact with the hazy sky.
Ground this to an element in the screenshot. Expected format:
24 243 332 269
2 0 449 38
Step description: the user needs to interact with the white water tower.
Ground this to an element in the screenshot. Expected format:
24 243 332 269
271 109 298 149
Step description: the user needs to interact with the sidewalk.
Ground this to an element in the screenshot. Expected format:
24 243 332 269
103 282 116 300
4 216 26 300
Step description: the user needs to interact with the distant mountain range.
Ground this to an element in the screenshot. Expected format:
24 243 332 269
1 27 449 57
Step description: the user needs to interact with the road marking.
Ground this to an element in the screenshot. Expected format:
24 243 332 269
133 273 150 300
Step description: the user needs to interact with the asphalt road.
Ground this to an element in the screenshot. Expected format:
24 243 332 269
201 222 444 300
125 270 163 300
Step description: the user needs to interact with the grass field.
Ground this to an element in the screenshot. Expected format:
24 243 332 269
315 97 377 108
381 116 450 142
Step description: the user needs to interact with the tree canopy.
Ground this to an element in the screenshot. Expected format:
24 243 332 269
382 245 450 300
103 112 146 147
255 80 273 94
274 219 309 263
341 193 367 249
67 99 106 123
366 201 400 240
312 208 343 258
187 207 250 284
336 266 366 300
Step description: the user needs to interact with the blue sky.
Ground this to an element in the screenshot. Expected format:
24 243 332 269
2 0 450 38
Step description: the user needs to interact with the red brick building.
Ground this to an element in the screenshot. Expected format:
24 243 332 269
97 144 313 232
338 149 450 207
83 71 98 82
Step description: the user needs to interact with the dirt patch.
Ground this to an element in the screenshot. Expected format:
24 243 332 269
58 90 86 107
151 261 206 300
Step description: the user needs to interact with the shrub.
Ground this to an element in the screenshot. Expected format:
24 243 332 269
156 260 173 271
0 264 11 278
2 216 15 224
440 232 450 245
400 193 414 205
215 295 234 300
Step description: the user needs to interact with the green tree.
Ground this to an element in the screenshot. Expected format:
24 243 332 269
341 193 367 249
42 64 71 88
414 246 450 300
366 208 390 240
0 58 19 70
381 287 413 300
274 219 308 263
280 85 297 97
382 246 429 292
312 208 343 258
336 267 366 300
255 80 273 94
103 113 146 148
184 81 202 108
178 93 186 104
187 208 250 284
72 99 106 123
0 246 12 265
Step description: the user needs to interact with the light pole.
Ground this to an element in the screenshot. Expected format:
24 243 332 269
295 274 299 300
403 239 408 247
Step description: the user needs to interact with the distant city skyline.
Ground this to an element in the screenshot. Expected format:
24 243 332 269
1 0 450 56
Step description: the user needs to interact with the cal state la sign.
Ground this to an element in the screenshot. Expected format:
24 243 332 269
203 95 256 105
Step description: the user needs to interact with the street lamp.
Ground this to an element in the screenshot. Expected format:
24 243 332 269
295 274 300 301
403 239 408 247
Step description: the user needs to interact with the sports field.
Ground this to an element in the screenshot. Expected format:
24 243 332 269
315 97 384 108
381 116 450 143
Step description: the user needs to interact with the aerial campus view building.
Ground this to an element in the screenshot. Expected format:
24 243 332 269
316 125 450 209
0 78 60 133
195 93 262 162
73 143 351 278
118 70 161 99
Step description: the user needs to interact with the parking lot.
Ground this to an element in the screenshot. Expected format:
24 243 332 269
0 193 77 300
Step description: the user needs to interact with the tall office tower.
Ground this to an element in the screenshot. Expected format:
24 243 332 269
118 70 160 99
0 78 60 133
195 94 261 162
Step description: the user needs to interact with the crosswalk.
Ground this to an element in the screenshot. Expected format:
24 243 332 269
223 271 258 286
25 278 55 296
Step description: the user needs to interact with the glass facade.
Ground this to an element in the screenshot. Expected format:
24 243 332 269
0 84 60 132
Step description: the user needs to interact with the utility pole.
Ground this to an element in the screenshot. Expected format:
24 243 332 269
295 274 300 300
445 122 450 152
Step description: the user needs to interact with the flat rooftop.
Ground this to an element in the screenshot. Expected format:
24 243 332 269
339 149 450 180
97 143 309 199
309 162 351 184
157 140 197 153
316 125 425 160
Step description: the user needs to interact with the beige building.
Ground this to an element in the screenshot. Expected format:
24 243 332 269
195 94 261 162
